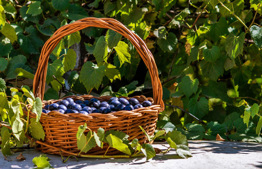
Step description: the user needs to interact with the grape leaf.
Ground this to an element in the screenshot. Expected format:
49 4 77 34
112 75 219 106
1 23 17 43
4 4 16 18
1 127 11 156
51 0 70 11
106 134 131 155
188 97 209 119
63 49 77 72
157 32 178 53
106 30 122 49
29 118 45 141
31 97 42 122
179 76 199 98
166 130 188 150
44 88 59 100
12 118 24 140
0 42 12 57
93 36 108 65
79 61 106 92
176 145 192 159
157 120 176 133
158 0 177 18
200 58 224 81
32 155 51 169
256 117 262 135
0 57 8 72
203 46 220 62
0 5 5 26
153 26 167 39
250 25 262 48
225 33 245 59
114 41 131 67
184 123 205 140
77 131 96 153
105 64 121 82
250 103 259 118
141 143 156 161
0 78 6 91
63 4 89 20
26 1 42 16
67 31 81 48
207 121 227 136
243 107 251 127
15 68 34 79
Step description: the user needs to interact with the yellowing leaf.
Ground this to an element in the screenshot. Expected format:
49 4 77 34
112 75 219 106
1 23 17 43
105 64 121 82
29 118 45 141
63 49 77 72
114 41 131 67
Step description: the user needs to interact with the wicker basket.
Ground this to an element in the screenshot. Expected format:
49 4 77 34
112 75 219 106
31 17 164 156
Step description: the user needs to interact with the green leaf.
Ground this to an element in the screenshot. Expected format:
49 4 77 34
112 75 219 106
200 58 224 81
225 33 245 59
202 81 230 102
21 86 35 100
0 42 12 57
63 49 77 72
105 64 121 82
105 130 129 141
139 126 152 142
1 127 11 156
97 128 105 141
1 23 17 43
106 30 122 49
12 118 24 140
93 36 108 65
6 55 27 80
114 41 131 67
26 1 42 16
93 132 103 148
207 121 227 136
0 57 7 71
52 39 65 57
31 97 42 122
51 0 70 11
4 4 16 18
203 46 220 62
63 4 88 20
223 112 240 130
153 26 167 39
79 61 106 92
188 97 209 119
32 154 51 169
0 78 6 91
76 123 87 140
176 145 192 159
250 25 262 48
67 31 81 48
37 18 60 36
0 5 6 26
166 130 188 149
77 131 97 153
141 143 156 161
157 120 176 133
209 17 228 42
106 134 132 155
256 116 262 135
250 103 259 118
29 118 45 141
179 76 199 98
44 88 59 100
104 1 116 16
15 68 34 79
185 123 205 140
243 107 251 127
153 130 166 140
157 32 177 53
0 92 8 108
88 0 101 8
158 0 177 18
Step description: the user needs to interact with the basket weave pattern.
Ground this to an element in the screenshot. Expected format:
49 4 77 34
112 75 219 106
32 17 164 156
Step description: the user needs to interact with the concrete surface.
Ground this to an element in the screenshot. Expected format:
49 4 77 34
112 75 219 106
1 140 262 169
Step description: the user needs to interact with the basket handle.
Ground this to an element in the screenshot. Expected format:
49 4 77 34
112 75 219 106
33 17 164 108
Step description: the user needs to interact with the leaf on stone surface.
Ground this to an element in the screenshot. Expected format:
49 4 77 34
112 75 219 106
188 97 209 119
157 32 177 53
141 143 156 161
51 0 70 11
166 130 188 147
256 116 262 135
67 31 81 48
106 30 122 49
105 64 121 82
0 78 6 91
31 97 42 122
176 145 192 159
79 61 106 92
63 49 77 72
179 76 199 98
203 46 220 62
32 154 51 169
29 118 45 141
1 127 12 156
106 134 132 155
26 1 42 16
225 33 245 59
114 41 131 67
16 153 26 161
250 103 259 118
93 36 109 65
250 25 262 48
1 23 17 43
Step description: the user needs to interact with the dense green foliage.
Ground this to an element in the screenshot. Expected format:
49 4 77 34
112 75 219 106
0 0 262 146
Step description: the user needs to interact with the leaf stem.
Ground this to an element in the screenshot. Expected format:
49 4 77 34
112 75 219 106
218 0 249 31
248 4 260 30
